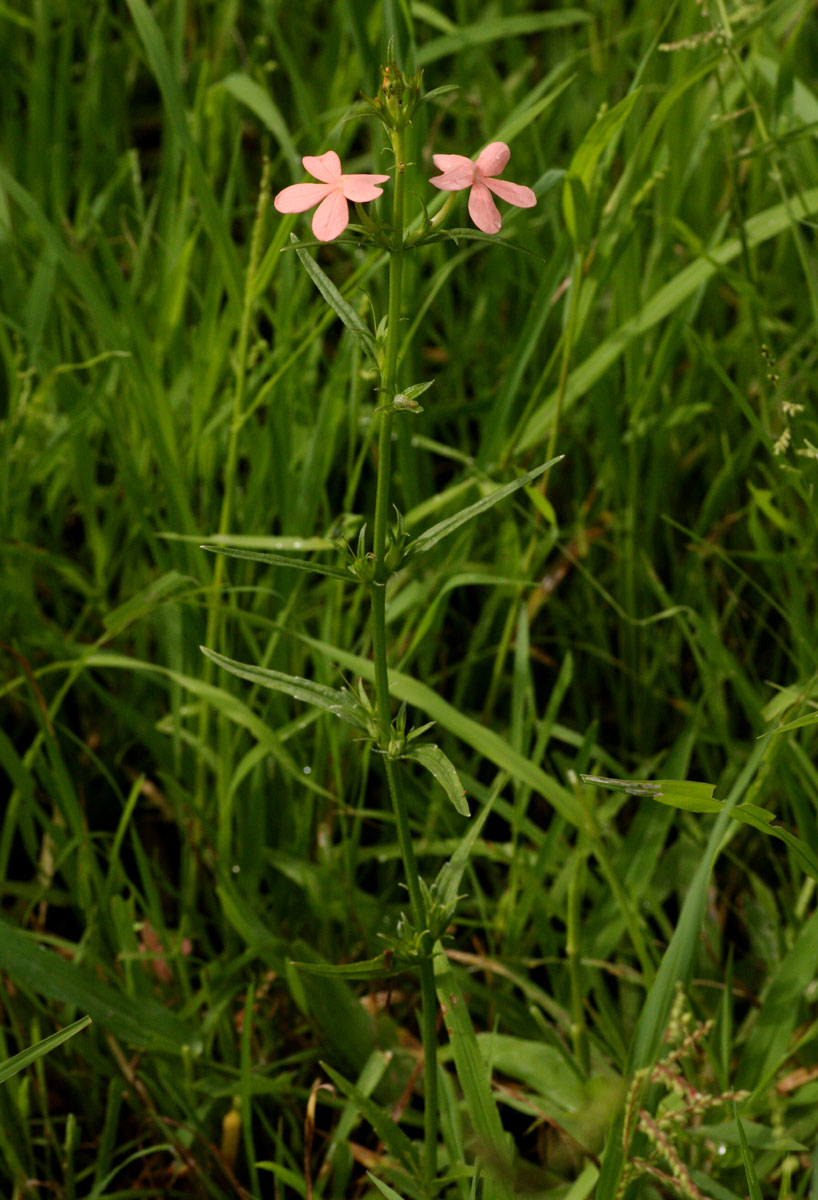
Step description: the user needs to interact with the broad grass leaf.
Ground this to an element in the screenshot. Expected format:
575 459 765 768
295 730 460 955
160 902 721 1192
0 921 194 1053
563 1164 599 1200
736 906 818 1095
102 570 197 632
625 739 767 1074
0 1016 92 1084
286 944 379 1076
433 944 515 1200
417 11 591 65
562 91 640 243
216 73 299 174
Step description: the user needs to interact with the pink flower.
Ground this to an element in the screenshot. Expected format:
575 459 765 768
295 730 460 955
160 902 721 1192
429 142 536 235
274 151 390 242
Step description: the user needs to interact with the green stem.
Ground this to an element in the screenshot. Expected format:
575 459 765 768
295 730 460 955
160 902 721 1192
368 122 438 1193
545 248 583 475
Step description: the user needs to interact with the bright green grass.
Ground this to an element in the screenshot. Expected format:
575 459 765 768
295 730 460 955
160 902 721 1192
2 0 818 1196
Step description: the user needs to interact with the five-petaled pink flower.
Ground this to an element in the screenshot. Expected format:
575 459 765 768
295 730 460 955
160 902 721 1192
429 142 536 235
274 151 390 242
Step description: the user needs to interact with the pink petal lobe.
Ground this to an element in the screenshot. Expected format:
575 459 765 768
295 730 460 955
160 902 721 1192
432 153 474 172
468 180 502 234
341 173 390 202
484 178 537 209
429 161 476 192
302 151 342 182
274 182 332 213
475 142 510 179
312 189 349 241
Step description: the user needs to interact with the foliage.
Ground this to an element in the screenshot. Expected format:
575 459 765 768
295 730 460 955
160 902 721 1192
1 0 818 1196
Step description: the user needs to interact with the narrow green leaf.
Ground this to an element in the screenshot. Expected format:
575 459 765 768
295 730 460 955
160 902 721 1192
402 743 469 816
255 1163 307 1196
103 570 197 632
404 458 561 563
216 73 299 173
125 0 242 309
435 789 497 909
563 1163 599 1200
367 1174 408 1200
627 739 767 1073
730 805 818 882
292 235 378 361
433 943 515 1200
201 543 352 581
563 90 640 241
291 955 395 981
737 906 818 1093
291 634 585 828
771 709 818 733
200 646 371 732
580 775 721 812
520 185 818 451
0 1016 92 1084
0 922 195 1053
417 11 591 64
321 1061 419 1172
735 1108 764 1200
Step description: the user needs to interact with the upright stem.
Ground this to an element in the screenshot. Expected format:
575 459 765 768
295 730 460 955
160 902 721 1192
368 121 438 1193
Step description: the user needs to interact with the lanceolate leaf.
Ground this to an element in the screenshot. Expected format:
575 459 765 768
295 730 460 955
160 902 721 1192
402 743 470 816
580 775 721 813
292 235 378 361
730 804 818 883
290 954 397 981
201 543 352 581
404 458 561 563
200 646 371 732
0 1016 92 1084
320 1061 419 1173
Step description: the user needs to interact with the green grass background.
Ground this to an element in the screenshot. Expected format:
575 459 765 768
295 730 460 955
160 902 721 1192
2 0 818 1196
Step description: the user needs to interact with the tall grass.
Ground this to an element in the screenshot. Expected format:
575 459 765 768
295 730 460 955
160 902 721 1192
1 0 818 1196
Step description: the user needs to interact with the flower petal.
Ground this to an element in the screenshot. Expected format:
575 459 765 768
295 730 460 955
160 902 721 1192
484 178 537 209
341 173 390 202
432 153 474 173
429 160 476 192
474 142 510 179
468 179 502 234
312 189 349 241
274 182 333 213
302 151 342 182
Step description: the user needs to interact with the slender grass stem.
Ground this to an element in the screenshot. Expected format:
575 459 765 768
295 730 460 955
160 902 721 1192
195 160 271 867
